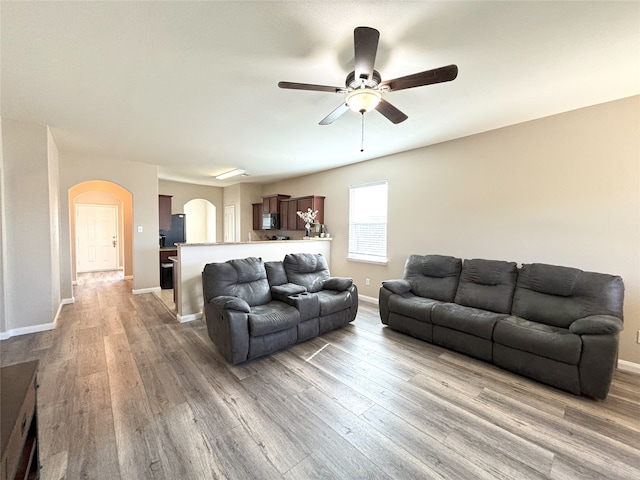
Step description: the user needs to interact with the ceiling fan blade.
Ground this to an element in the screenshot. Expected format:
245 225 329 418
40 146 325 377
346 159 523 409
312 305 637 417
375 99 408 124
353 26 380 83
278 81 344 93
380 64 458 92
319 103 350 125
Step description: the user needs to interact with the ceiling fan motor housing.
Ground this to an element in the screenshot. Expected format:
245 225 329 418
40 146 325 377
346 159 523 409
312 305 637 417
346 70 382 89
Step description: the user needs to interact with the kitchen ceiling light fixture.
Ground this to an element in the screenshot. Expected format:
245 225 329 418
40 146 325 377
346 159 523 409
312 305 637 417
215 168 246 180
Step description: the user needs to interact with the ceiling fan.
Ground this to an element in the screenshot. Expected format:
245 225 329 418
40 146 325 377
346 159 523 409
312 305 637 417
278 26 458 125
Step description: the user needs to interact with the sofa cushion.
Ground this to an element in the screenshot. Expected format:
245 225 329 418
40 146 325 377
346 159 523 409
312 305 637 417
454 258 517 314
271 283 307 297
248 301 300 337
512 264 625 328
432 303 507 340
404 254 462 301
316 290 354 316
493 316 582 364
265 261 288 287
202 257 271 306
388 294 441 323
283 253 330 293
529 263 581 297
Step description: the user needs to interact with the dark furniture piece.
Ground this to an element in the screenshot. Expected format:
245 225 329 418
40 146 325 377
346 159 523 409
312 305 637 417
379 255 624 399
202 253 358 364
158 194 172 230
159 249 177 289
1 360 40 480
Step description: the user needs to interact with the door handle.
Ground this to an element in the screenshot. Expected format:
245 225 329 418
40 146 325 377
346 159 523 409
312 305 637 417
112 237 117 248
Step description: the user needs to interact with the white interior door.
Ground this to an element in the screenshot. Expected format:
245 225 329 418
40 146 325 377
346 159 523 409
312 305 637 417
224 205 236 243
76 204 119 272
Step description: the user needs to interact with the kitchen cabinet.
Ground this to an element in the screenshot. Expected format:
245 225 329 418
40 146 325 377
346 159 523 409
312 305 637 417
252 203 263 230
253 195 325 231
279 200 290 230
261 194 290 214
283 196 325 231
1 360 40 480
159 195 172 230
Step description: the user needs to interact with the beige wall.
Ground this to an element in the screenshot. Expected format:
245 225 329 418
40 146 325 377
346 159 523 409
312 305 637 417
264 96 640 364
47 127 61 315
159 179 224 243
1 118 61 334
59 155 159 294
0 121 5 334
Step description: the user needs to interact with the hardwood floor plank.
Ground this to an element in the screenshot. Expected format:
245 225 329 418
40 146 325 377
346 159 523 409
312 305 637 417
154 403 219 479
76 325 107 377
66 371 121 479
476 388 640 479
298 385 444 479
104 333 167 479
208 425 284 479
272 348 376 417
164 349 241 436
299 344 453 441
239 366 394 479
360 404 500 480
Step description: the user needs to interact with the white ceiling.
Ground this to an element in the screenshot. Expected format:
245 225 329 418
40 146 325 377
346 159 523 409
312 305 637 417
2 1 639 187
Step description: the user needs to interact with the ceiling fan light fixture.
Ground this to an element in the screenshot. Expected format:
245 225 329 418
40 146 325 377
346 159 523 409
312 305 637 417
215 168 246 180
346 88 381 113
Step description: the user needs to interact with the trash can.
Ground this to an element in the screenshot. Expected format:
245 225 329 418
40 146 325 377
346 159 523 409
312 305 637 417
160 262 173 289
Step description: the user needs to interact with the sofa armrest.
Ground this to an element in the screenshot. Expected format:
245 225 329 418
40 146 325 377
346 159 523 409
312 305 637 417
323 277 353 291
569 315 623 335
209 295 251 313
271 283 307 296
382 279 411 294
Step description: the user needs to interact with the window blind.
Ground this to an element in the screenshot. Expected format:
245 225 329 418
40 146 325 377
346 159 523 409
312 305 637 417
348 181 388 262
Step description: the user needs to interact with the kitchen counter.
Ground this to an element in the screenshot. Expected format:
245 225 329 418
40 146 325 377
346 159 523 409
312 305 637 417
173 239 332 322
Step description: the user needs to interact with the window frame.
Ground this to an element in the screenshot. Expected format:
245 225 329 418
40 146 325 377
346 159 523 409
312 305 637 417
347 180 388 264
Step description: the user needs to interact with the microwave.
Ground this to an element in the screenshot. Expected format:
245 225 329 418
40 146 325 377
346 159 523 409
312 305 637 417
262 213 280 230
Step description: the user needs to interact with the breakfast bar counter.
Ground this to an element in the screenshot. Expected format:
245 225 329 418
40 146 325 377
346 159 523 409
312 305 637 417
173 239 331 322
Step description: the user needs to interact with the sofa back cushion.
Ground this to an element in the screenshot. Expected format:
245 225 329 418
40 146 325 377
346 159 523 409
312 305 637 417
454 258 518 314
202 257 271 306
512 263 624 328
265 261 288 287
283 253 330 293
403 254 462 302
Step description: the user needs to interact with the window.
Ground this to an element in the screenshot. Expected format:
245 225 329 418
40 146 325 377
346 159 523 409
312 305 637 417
348 181 388 263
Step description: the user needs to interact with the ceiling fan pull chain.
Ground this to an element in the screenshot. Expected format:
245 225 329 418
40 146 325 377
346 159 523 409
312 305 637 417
360 112 365 152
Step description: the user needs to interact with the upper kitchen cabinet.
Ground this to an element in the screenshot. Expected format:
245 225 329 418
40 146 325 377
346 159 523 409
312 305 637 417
262 194 290 214
159 195 172 230
294 195 325 230
252 203 263 230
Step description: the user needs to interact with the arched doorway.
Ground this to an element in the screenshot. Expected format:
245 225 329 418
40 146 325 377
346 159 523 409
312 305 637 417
184 199 216 243
69 181 133 283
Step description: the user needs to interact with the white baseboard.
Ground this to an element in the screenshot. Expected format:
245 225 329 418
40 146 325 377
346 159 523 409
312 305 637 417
133 286 161 295
618 359 640 375
0 296 74 340
359 294 378 306
0 320 56 340
178 312 202 323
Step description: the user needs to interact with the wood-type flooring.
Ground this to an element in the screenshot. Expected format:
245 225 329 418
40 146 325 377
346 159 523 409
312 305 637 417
1 271 639 479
